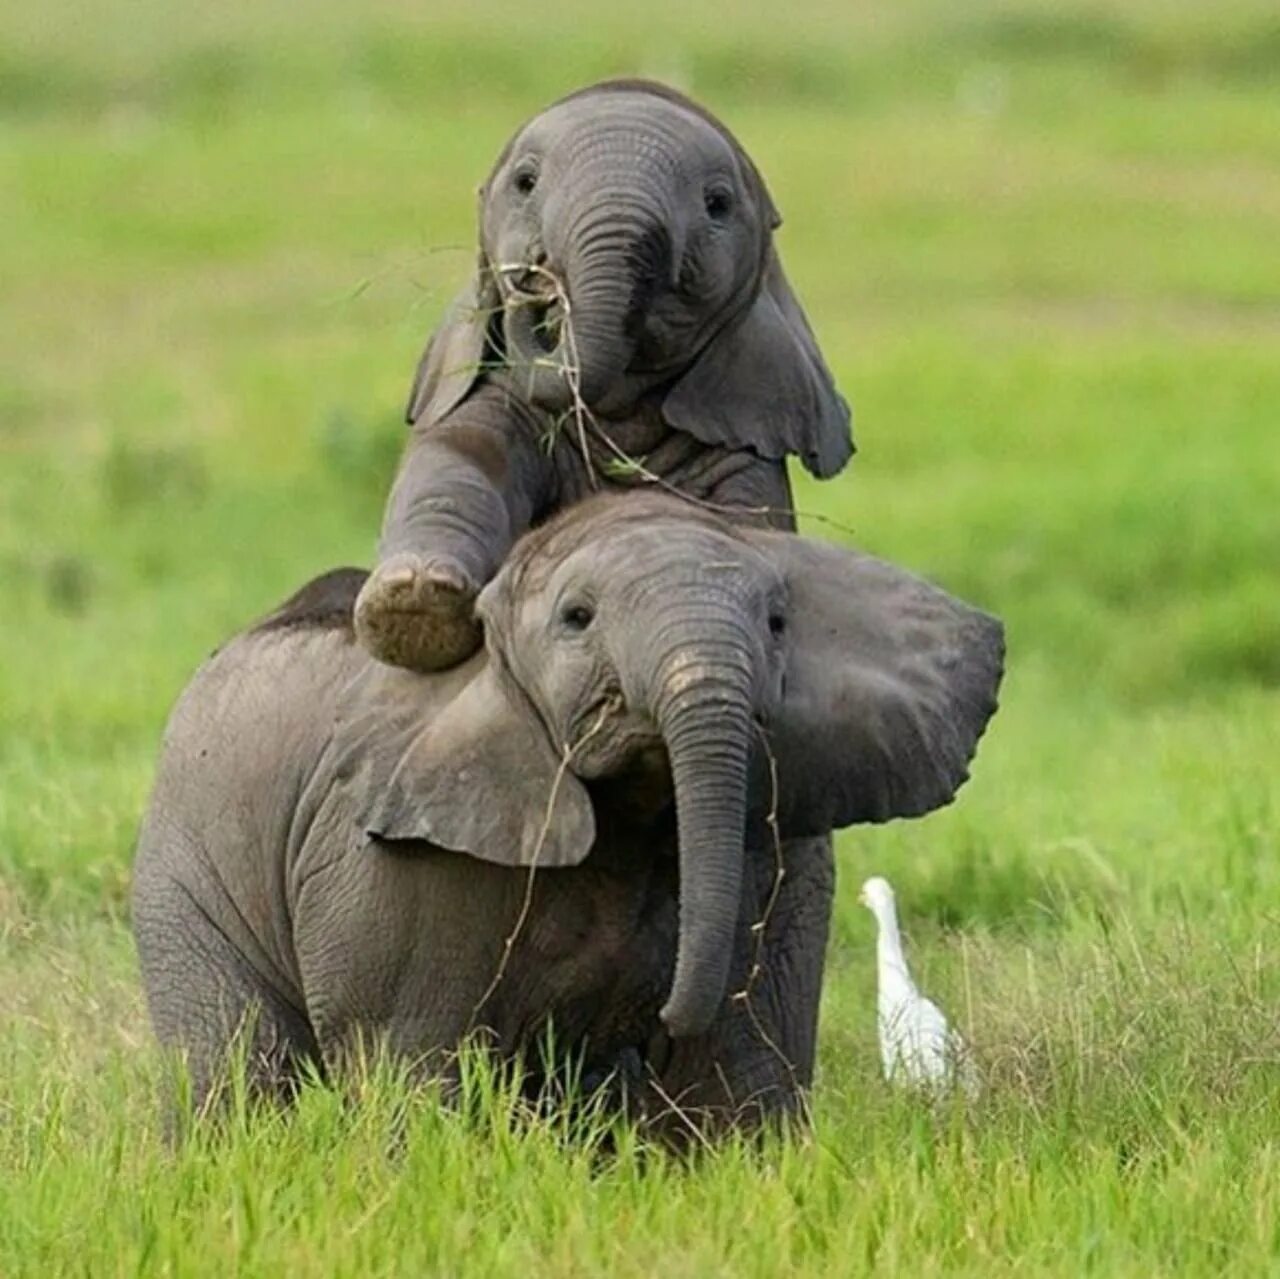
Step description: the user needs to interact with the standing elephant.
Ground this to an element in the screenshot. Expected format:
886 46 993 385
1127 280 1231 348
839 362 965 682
354 79 852 673
133 495 1001 1137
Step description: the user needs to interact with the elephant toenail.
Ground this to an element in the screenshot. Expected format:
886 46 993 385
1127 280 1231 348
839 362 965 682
383 567 417 591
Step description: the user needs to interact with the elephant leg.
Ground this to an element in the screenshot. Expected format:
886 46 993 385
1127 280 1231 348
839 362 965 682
133 868 320 1122
355 390 555 672
292 847 526 1089
647 833 834 1140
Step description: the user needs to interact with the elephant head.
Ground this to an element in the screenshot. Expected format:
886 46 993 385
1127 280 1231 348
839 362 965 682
343 495 1003 1039
407 79 852 479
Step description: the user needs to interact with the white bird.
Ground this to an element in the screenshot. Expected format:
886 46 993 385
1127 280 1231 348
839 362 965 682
858 876 979 1099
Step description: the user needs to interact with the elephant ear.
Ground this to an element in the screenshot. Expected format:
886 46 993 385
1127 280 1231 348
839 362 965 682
748 531 1004 835
334 656 595 867
662 249 854 480
404 260 502 427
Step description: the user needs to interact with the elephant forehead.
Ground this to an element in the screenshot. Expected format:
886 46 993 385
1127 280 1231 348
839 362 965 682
519 93 731 163
489 495 777 610
549 523 778 598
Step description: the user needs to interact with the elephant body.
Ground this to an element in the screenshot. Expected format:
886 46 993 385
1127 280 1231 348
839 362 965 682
134 496 1002 1137
134 569 831 1133
354 80 852 673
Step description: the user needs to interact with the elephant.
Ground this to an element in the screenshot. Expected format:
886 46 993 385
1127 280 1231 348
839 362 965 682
353 79 852 674
133 493 1002 1139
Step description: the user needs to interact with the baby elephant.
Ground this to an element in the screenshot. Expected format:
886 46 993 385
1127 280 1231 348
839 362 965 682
133 495 1002 1137
354 79 852 673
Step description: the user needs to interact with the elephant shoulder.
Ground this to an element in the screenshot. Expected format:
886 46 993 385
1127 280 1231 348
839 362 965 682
251 567 368 640
169 568 371 737
162 568 373 789
151 575 374 857
206 568 372 722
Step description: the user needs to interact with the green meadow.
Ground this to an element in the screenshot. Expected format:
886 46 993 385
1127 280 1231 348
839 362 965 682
2 0 1279 1271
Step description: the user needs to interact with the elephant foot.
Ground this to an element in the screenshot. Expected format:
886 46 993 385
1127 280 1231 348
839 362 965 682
354 552 482 672
580 1045 647 1103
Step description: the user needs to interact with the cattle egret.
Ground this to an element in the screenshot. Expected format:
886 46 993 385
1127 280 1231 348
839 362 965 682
859 876 979 1098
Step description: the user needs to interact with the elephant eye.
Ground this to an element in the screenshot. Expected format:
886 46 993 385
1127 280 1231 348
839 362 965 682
560 602 594 633
704 186 733 221
513 164 539 196
769 612 786 639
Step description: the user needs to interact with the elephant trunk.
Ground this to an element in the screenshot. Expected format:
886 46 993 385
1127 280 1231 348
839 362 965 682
646 604 757 1039
508 187 673 412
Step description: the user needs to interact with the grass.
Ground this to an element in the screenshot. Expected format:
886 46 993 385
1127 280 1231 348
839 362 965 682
2 0 1280 1271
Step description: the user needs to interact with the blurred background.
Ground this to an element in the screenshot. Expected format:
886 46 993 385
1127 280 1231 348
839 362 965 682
2 0 1277 924
4 5 1280 1262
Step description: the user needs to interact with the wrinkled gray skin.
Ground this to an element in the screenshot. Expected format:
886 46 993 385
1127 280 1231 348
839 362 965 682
134 496 1002 1139
353 79 852 674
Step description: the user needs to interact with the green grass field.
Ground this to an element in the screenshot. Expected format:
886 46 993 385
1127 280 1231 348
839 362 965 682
3 0 1280 1271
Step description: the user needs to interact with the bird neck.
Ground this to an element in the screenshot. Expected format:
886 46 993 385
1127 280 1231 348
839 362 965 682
874 908 915 998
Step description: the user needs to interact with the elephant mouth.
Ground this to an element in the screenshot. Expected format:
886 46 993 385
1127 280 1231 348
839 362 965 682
500 265 568 359
568 691 662 779
528 297 564 355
